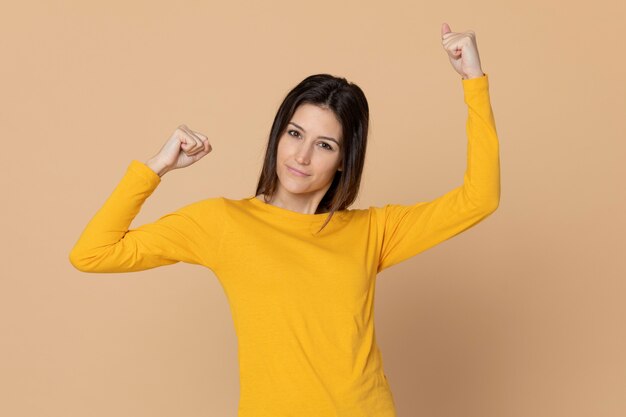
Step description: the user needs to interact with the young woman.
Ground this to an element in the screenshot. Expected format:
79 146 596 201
69 23 500 417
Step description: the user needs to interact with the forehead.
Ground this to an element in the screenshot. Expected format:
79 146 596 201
291 104 342 137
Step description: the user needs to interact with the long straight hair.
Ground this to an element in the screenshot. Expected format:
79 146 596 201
255 73 370 232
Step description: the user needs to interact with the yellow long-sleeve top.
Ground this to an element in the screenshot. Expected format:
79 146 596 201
70 73 499 417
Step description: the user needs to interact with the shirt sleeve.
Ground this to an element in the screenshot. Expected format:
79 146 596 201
376 73 500 273
68 160 224 273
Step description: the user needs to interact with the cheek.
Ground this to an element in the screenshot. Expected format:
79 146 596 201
320 157 341 177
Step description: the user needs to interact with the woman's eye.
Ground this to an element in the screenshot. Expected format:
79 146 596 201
287 130 333 151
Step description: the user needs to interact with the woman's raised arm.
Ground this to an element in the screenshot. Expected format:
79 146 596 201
376 73 500 273
69 125 223 273
374 24 500 273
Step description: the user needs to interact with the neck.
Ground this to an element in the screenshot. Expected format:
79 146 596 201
259 189 329 215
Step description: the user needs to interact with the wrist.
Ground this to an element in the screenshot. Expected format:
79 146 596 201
463 71 485 80
145 157 170 177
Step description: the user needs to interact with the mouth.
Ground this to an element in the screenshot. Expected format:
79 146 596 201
286 165 310 176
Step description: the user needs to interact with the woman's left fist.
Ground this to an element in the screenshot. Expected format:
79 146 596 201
441 22 484 79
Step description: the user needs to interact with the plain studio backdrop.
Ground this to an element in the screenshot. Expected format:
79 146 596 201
1 1 624 416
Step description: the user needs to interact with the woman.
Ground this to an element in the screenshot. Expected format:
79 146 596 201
69 23 500 417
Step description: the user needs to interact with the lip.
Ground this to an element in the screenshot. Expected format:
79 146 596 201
286 165 310 177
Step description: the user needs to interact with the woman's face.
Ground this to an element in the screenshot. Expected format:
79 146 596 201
275 103 343 201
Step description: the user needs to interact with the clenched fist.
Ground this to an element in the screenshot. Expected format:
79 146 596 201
441 22 485 79
146 124 212 177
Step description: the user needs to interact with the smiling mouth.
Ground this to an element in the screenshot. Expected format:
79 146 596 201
286 166 310 176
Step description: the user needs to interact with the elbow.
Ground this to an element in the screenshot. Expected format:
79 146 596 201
485 196 500 214
68 250 85 271
478 185 500 214
480 196 499 215
463 182 500 215
68 249 92 272
470 195 499 216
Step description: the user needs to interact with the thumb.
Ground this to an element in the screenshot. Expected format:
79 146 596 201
441 22 451 38
180 139 192 150
180 138 196 154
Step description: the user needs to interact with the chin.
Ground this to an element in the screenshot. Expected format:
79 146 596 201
277 178 316 196
281 183 312 195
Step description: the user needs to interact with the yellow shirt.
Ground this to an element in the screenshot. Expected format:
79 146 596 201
69 73 499 416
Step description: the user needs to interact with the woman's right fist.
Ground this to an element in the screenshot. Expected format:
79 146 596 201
146 125 212 176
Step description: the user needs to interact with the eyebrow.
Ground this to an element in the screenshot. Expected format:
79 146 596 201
288 122 342 147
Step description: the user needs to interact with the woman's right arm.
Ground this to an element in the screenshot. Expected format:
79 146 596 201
69 160 224 272
69 125 220 273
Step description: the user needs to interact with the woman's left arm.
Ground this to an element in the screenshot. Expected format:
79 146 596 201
376 24 500 273
441 22 499 208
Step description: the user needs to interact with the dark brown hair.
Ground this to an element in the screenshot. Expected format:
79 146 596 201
255 73 370 232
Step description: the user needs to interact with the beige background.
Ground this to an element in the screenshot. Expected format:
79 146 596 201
1 0 624 416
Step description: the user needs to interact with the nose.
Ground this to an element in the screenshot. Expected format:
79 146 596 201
294 142 312 165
